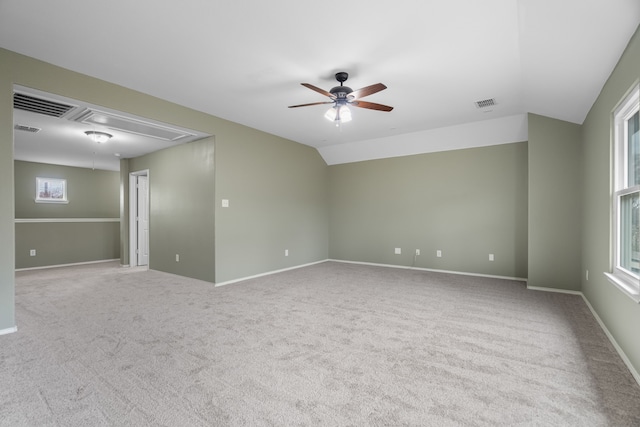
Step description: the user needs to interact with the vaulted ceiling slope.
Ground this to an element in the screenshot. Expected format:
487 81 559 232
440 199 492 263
1 0 638 165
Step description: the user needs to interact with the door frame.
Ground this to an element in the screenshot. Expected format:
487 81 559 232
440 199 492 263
129 169 150 268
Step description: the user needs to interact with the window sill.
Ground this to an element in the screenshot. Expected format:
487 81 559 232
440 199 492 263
34 199 69 204
604 272 640 303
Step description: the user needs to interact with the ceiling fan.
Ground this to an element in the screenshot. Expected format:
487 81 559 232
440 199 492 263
288 72 393 124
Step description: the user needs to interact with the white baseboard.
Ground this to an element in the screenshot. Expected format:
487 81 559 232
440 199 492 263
329 259 527 282
15 258 120 272
527 285 582 295
0 326 17 336
528 285 640 387
215 259 329 287
580 294 640 386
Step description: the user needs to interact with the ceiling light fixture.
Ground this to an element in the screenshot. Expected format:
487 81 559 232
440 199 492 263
84 130 112 144
324 105 352 125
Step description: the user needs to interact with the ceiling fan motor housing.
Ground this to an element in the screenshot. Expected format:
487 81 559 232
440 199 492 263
331 71 353 103
330 85 353 100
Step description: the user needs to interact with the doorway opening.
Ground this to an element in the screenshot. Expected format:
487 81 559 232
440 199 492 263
129 170 149 268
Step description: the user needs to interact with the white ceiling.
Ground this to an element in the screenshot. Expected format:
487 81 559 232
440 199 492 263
1 0 639 170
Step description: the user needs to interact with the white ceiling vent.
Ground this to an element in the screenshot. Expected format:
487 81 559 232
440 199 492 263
475 98 496 109
13 92 76 117
14 124 41 133
69 109 196 142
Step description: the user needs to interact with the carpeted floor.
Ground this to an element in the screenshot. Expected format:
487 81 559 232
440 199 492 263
2 261 640 426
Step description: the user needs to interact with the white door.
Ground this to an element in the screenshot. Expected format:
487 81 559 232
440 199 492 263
137 175 149 266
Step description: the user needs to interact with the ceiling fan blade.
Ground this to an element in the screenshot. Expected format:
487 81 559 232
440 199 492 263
288 101 334 108
349 83 387 100
301 83 335 99
351 100 394 112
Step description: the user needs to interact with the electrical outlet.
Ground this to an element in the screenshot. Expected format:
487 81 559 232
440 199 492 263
221 199 229 207
436 250 442 257
176 254 180 262
29 249 36 257
395 248 401 255
285 249 289 256
415 249 420 256
489 254 494 261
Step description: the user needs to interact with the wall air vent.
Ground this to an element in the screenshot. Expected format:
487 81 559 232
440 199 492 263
475 98 496 109
14 124 41 133
13 92 76 117
69 109 197 142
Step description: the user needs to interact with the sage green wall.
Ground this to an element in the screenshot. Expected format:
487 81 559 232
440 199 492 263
581 26 640 376
119 159 130 266
15 161 119 218
128 139 216 282
14 160 120 269
16 222 119 269
328 143 528 278
214 129 329 283
0 54 15 331
527 114 582 291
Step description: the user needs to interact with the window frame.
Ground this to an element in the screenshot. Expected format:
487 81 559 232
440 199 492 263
605 82 640 302
35 177 69 204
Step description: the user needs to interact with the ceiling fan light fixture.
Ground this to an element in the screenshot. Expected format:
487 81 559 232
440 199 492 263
325 105 352 124
339 106 352 123
84 130 112 144
324 106 337 122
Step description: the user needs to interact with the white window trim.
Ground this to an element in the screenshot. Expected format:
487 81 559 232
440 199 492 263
605 272 640 303
607 82 640 303
35 177 69 204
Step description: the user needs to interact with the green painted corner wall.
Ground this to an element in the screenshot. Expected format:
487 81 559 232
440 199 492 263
581 25 640 377
328 143 528 278
128 138 216 283
214 129 329 283
527 114 582 291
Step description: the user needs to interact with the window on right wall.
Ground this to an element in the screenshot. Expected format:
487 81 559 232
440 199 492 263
606 82 640 302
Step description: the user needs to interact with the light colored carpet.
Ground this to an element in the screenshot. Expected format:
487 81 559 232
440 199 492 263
2 261 640 426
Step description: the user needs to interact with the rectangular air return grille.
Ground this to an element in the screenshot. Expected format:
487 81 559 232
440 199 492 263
14 124 41 133
13 92 75 117
475 98 496 109
70 109 197 141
